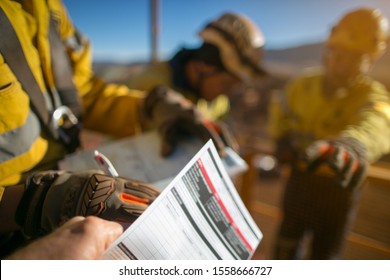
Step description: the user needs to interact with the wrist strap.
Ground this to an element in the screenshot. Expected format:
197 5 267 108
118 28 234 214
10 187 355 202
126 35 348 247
15 174 57 237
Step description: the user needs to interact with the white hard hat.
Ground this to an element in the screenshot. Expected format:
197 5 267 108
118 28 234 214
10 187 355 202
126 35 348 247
198 12 266 81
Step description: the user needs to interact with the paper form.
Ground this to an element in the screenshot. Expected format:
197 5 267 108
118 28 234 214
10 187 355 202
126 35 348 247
103 140 262 260
59 130 248 190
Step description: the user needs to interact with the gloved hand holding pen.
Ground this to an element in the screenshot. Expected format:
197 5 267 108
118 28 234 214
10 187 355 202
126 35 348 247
15 169 160 238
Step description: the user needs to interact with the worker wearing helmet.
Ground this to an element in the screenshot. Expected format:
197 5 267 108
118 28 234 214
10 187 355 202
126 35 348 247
269 7 390 259
126 12 267 152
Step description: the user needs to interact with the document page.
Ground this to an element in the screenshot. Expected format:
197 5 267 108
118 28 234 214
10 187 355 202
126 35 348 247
59 130 247 190
103 140 262 260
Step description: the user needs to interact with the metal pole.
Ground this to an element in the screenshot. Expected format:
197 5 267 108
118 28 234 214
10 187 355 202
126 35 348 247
151 0 159 63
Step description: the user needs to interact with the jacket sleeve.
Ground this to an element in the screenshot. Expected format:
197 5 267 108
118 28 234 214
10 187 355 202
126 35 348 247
50 0 147 138
341 82 390 163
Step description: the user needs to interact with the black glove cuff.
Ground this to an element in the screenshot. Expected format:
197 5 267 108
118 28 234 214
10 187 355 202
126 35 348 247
15 172 59 237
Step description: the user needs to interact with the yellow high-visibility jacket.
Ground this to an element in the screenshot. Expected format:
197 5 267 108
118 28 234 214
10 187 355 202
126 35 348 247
126 57 230 121
0 0 146 193
269 68 390 163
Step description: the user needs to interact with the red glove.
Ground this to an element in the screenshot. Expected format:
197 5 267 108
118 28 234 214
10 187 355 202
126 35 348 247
144 86 238 157
302 137 368 188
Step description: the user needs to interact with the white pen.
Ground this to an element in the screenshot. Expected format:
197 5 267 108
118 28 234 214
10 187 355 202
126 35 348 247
94 150 119 177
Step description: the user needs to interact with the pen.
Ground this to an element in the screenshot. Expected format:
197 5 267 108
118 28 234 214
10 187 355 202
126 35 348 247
94 150 119 177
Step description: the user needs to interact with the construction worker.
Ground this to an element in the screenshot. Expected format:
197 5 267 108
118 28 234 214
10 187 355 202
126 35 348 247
0 0 230 258
269 7 390 259
126 12 267 129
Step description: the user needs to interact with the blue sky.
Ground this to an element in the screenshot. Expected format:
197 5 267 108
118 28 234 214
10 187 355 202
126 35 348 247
63 0 390 62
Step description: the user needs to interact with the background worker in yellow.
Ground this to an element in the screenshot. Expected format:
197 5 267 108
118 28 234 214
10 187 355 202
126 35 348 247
269 7 390 259
0 0 231 258
126 12 267 122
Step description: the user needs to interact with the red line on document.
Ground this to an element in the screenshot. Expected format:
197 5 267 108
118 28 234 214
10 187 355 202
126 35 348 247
197 159 253 252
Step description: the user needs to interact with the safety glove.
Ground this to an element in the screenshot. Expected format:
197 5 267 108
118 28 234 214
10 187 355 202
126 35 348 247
15 170 160 238
144 85 239 157
301 136 368 189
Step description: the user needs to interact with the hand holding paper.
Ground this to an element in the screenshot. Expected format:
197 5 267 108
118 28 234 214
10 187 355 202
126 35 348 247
103 140 262 260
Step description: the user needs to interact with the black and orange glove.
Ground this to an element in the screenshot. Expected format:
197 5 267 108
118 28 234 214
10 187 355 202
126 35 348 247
301 137 368 189
15 170 160 237
144 86 238 157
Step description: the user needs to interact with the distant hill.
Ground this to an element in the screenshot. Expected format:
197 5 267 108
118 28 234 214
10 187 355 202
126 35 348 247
263 42 324 78
93 61 147 84
266 42 324 64
264 42 390 90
